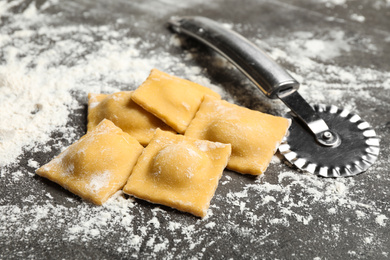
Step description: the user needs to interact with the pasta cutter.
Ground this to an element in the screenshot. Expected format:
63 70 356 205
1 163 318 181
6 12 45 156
169 16 380 177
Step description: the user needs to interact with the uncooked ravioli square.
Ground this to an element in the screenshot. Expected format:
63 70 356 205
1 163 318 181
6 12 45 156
36 119 144 205
131 69 221 134
87 91 175 146
123 129 231 218
185 95 290 175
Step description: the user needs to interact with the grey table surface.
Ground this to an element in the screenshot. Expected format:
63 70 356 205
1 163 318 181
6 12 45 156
1 0 389 259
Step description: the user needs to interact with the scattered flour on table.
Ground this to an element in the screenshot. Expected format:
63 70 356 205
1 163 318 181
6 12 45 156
0 1 389 259
0 4 221 168
350 13 366 23
319 0 346 6
376 214 388 226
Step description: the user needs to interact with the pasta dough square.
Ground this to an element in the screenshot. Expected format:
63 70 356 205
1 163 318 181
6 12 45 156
131 69 221 134
185 95 290 175
36 119 144 205
123 129 231 218
88 91 175 146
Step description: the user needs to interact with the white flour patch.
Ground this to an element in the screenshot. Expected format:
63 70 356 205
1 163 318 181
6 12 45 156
350 13 366 23
319 0 346 7
0 64 76 167
376 215 388 226
27 159 39 169
0 6 219 168
86 170 111 194
256 29 389 115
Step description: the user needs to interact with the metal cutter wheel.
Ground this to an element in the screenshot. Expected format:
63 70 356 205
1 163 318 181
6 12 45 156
169 16 380 177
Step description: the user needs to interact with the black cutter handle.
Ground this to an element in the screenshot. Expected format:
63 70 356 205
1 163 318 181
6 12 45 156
169 16 299 99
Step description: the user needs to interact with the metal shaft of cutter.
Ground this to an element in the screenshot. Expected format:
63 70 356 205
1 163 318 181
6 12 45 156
278 91 340 147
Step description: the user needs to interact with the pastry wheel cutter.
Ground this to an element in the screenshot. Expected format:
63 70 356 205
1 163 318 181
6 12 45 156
169 16 380 177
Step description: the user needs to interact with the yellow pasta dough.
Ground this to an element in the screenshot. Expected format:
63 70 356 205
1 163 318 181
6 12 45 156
88 91 175 146
185 95 290 175
123 129 231 218
131 69 221 134
36 119 144 205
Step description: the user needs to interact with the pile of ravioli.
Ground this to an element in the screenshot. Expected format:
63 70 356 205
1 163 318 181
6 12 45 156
36 69 290 218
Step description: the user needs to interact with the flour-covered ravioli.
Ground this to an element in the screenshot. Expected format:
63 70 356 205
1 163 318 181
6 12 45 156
131 69 221 134
185 95 290 175
123 129 231 218
88 91 175 146
36 119 144 205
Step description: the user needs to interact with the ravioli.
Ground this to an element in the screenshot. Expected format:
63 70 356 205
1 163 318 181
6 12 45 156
88 91 175 146
36 119 144 205
131 69 221 134
185 95 290 175
123 129 231 218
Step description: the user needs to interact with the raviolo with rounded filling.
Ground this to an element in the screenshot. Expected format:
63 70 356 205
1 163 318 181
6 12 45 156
185 95 290 175
36 119 144 205
123 129 231 218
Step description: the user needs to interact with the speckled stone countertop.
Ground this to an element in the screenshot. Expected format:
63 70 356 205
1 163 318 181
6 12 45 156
1 0 389 259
